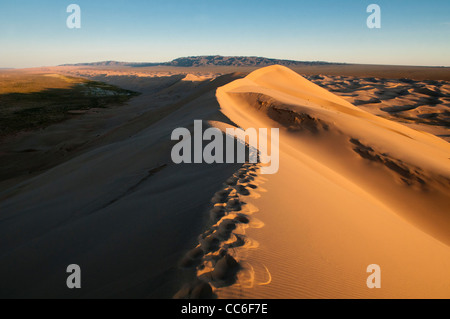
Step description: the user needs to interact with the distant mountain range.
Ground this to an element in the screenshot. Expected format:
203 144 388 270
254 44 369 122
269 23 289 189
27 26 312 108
60 56 343 68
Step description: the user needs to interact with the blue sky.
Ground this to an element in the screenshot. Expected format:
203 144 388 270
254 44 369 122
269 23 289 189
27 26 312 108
0 0 449 68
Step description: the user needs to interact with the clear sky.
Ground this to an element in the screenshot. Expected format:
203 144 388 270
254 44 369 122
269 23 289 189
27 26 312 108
0 0 449 68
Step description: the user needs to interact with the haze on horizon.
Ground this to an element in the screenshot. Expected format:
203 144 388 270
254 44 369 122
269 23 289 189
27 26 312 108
0 0 449 68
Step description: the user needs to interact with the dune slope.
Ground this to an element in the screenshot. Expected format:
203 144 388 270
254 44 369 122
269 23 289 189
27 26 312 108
1 65 449 299
0 73 245 298
211 65 450 298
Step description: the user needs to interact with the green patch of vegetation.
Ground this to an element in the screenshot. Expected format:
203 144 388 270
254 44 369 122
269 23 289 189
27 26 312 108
0 74 140 137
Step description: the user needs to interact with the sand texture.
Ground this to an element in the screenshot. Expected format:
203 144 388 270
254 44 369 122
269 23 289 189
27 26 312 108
0 65 449 298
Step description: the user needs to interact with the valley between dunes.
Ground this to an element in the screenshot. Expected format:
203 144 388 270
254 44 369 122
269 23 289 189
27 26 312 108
0 65 449 298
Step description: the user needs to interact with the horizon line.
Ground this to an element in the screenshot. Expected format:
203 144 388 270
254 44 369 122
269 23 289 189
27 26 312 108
3 55 450 69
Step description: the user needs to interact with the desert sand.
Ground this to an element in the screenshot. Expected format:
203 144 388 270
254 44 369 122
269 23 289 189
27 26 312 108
211 66 450 298
0 65 449 298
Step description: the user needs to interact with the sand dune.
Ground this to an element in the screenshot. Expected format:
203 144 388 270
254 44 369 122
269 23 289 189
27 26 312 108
303 75 450 142
0 71 245 298
195 65 450 298
0 65 449 299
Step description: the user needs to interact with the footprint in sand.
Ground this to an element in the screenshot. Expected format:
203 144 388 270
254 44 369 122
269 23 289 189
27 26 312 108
175 161 268 298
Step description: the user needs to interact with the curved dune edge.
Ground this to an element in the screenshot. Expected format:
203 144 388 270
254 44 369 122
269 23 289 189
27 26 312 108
174 162 268 299
209 65 450 299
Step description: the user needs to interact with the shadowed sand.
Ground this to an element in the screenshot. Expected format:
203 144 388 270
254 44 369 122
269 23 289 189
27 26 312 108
0 70 246 298
304 74 450 142
0 65 449 298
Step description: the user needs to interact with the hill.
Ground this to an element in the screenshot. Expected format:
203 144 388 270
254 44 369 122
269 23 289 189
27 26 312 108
60 56 338 68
